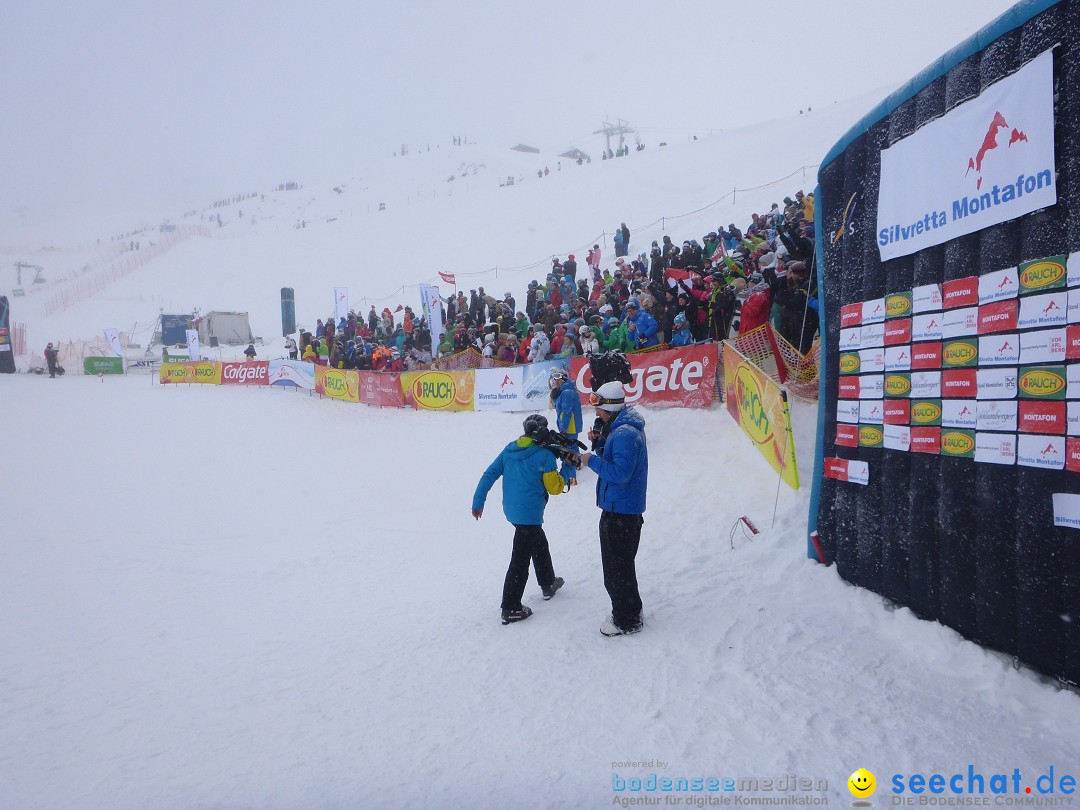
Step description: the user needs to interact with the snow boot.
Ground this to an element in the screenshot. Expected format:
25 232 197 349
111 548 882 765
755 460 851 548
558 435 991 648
501 605 533 625
600 615 642 636
542 577 565 601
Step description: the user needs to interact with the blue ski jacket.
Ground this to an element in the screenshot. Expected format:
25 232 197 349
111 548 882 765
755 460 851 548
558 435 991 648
586 406 648 515
473 438 565 525
552 379 583 438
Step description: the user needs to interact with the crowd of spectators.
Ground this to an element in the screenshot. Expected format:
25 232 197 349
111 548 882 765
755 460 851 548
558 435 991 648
294 190 820 372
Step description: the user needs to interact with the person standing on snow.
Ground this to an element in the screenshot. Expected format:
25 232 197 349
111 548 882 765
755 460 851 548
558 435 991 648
472 414 569 625
548 366 583 483
580 381 648 636
44 342 60 378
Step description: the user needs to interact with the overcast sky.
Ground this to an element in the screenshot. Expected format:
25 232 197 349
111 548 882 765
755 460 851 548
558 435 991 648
0 0 1019 241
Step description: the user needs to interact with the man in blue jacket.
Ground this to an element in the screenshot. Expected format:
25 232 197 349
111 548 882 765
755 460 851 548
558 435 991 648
472 414 568 624
623 297 659 349
548 366 583 482
580 380 648 636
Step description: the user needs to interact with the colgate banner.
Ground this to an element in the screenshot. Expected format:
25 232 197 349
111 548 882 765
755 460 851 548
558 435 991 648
221 361 269 385
569 344 716 409
358 371 405 407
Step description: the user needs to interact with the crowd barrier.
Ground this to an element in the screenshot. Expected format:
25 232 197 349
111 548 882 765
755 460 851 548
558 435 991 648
157 345 724 411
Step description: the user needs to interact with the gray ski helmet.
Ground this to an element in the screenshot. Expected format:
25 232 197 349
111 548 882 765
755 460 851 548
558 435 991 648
549 367 568 384
523 413 549 438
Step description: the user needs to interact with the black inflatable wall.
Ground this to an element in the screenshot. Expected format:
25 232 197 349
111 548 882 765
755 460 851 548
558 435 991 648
814 0 1080 684
0 296 15 374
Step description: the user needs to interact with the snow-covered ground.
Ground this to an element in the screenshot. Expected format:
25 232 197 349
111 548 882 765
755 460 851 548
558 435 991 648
3 375 1078 809
3 32 1080 809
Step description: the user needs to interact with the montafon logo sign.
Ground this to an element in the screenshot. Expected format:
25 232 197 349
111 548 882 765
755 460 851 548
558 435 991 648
876 49 1056 261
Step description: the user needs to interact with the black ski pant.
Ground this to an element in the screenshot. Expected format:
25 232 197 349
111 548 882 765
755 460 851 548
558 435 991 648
599 511 644 629
502 524 556 610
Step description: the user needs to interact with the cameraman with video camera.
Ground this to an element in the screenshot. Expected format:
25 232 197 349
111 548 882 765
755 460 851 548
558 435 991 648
471 414 570 625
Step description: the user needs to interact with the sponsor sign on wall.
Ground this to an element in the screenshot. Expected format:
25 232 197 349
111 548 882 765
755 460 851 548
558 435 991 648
876 51 1056 261
315 365 360 402
221 361 269 386
268 359 316 390
401 369 475 411
573 344 716 409
160 361 221 384
358 371 406 407
723 342 799 489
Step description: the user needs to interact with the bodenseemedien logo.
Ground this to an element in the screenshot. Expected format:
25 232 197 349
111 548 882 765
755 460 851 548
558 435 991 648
849 768 877 807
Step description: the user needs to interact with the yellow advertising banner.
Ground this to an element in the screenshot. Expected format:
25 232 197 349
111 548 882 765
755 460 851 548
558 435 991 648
400 369 475 411
159 361 221 384
315 365 360 403
722 342 799 490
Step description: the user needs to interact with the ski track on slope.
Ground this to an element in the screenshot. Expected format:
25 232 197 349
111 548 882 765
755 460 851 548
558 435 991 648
2 376 1078 809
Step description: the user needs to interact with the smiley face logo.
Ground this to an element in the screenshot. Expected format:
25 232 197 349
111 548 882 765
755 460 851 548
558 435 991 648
848 768 877 801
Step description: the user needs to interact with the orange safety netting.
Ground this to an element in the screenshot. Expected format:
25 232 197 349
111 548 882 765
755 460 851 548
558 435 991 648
729 324 819 401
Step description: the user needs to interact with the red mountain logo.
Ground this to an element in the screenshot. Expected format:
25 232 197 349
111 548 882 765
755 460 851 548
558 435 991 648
500 374 515 392
1042 442 1059 458
1043 300 1062 314
966 111 1029 190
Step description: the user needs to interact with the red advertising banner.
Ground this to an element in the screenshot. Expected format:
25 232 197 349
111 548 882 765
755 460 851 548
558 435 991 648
910 427 942 454
570 344 716 409
884 319 912 345
1067 325 1080 360
840 303 862 328
1018 401 1067 434
220 361 269 385
942 277 979 309
836 424 859 447
358 371 406 407
910 342 942 369
941 369 978 398
884 400 911 425
1067 438 1080 473
978 299 1019 334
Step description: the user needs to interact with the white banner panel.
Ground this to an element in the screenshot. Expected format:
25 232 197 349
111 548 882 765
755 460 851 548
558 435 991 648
884 345 911 372
941 307 979 339
975 433 1017 466
859 400 884 425
877 50 1056 261
1019 328 1067 365
979 333 1020 366
186 329 201 361
474 365 524 411
419 284 444 354
1017 434 1065 470
334 287 349 323
883 424 911 452
858 348 885 374
977 367 1018 399
1052 493 1080 530
837 401 860 424
1018 291 1068 329
977 400 1018 432
942 400 977 430
979 268 1020 305
912 284 943 313
103 328 123 357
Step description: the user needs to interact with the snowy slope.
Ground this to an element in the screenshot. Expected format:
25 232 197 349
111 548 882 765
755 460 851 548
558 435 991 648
2 376 1078 809
2 94 871 355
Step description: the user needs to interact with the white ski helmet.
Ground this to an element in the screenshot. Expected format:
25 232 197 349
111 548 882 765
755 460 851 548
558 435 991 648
593 380 626 412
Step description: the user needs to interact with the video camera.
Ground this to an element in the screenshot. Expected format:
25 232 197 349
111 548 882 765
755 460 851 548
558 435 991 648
532 426 586 469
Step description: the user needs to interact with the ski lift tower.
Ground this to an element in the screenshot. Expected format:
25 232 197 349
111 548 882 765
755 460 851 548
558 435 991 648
14 261 44 286
594 118 635 153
